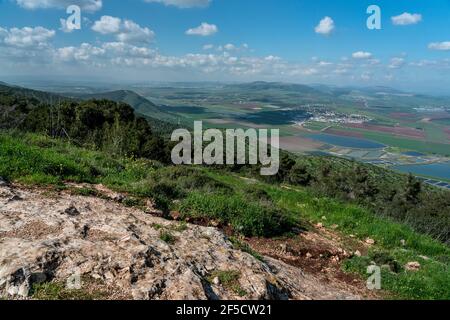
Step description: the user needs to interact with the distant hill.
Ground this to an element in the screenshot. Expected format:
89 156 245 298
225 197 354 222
0 83 180 134
226 81 324 95
0 82 68 104
77 90 177 122
224 82 423 105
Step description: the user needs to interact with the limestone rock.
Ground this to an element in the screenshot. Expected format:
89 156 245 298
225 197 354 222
405 262 421 272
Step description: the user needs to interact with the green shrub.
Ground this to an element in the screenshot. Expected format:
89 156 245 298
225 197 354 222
151 166 233 195
178 192 295 237
159 230 176 244
208 271 247 297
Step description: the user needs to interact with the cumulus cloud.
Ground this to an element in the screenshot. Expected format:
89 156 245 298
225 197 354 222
352 51 372 59
116 20 155 44
428 41 450 51
49 40 314 79
186 22 218 36
92 16 121 34
144 0 210 8
15 0 102 12
315 16 334 35
92 16 155 44
391 12 422 26
0 26 55 48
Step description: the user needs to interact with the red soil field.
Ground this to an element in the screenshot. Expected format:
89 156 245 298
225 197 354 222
346 123 426 139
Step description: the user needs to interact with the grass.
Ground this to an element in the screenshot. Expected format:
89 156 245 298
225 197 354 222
31 281 107 300
228 236 264 261
322 125 450 156
362 130 450 156
122 197 145 208
208 271 247 297
209 172 450 300
178 192 296 237
159 230 176 244
72 187 99 197
0 132 121 185
267 185 450 300
171 221 188 232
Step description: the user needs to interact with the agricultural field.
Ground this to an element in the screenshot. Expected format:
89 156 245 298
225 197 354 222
22 81 450 183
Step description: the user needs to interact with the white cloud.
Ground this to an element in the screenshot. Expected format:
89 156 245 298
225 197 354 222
224 43 236 51
315 16 334 35
316 61 332 67
409 60 432 67
428 41 450 51
361 72 372 81
0 26 55 48
56 42 106 62
92 16 121 34
264 55 281 62
186 22 218 36
144 0 210 8
116 20 155 44
92 16 155 44
15 0 102 12
389 57 405 69
208 43 249 52
352 51 372 59
59 18 73 33
391 12 422 26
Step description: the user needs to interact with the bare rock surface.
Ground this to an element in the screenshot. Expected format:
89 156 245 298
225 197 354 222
0 184 364 300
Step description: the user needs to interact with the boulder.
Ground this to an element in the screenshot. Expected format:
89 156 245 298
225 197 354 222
405 262 421 272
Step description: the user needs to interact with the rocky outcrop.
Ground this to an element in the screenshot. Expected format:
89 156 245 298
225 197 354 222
0 182 363 300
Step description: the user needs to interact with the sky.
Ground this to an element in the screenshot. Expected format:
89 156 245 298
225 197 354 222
0 0 449 93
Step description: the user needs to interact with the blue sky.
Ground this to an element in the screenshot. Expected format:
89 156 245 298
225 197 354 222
0 0 449 93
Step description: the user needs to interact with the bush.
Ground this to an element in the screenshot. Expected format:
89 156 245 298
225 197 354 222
151 166 233 195
178 192 295 237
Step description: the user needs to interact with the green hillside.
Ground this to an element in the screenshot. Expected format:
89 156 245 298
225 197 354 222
1 84 449 299
0 131 449 300
0 82 68 104
80 90 177 122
